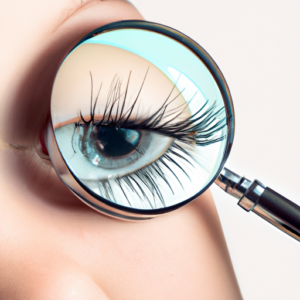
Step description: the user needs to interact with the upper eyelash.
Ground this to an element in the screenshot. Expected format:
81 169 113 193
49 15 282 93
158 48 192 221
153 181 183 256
73 69 227 207
77 69 227 147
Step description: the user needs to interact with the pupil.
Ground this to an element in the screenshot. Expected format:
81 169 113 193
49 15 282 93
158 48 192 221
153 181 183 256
95 126 140 157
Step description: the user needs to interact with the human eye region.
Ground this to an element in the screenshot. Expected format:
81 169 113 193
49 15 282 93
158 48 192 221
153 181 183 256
55 70 225 209
49 22 230 213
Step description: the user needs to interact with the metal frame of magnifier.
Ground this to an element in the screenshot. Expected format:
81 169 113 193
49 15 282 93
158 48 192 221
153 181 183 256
47 20 300 242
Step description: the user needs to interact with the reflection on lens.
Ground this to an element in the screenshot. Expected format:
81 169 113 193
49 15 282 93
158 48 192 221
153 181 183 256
51 25 229 210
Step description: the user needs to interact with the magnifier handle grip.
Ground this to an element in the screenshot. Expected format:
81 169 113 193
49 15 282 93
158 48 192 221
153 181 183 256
216 168 300 242
250 187 300 241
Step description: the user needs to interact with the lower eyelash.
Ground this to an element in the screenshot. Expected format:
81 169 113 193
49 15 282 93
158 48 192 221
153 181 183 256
88 141 192 208
76 70 227 208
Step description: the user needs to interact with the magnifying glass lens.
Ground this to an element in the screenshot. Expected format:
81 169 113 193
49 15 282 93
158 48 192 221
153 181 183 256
50 22 233 213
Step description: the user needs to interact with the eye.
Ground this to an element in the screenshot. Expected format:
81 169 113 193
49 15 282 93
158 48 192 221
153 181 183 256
54 69 225 209
56 120 173 187
50 23 229 211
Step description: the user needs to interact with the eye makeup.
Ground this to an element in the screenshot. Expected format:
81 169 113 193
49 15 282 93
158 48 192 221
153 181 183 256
55 68 225 209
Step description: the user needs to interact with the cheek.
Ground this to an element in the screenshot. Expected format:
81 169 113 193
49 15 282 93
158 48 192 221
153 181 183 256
0 1 144 212
0 147 81 208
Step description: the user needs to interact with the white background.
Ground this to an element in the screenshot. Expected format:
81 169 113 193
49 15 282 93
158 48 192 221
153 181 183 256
130 0 300 299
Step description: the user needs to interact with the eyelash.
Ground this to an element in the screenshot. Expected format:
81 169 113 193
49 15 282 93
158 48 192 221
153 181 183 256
72 70 227 208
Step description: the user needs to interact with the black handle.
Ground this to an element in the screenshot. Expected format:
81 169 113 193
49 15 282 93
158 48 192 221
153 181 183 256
253 187 300 240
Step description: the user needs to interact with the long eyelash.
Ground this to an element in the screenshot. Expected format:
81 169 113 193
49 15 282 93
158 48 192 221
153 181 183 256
78 71 226 147
76 70 227 208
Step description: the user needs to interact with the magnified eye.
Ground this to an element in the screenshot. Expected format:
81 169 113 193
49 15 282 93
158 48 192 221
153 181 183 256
55 69 225 209
74 125 173 168
57 120 173 179
51 25 229 210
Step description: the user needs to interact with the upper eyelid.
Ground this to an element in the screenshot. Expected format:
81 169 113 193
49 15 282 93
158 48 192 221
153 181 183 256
52 0 106 35
52 0 130 35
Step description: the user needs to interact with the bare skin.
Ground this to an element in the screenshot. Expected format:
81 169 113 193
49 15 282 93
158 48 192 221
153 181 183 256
0 1 242 299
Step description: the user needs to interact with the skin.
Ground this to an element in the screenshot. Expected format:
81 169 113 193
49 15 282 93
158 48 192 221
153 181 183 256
0 1 242 299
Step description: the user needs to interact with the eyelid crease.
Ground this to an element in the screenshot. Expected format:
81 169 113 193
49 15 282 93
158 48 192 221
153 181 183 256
54 117 83 129
54 115 113 129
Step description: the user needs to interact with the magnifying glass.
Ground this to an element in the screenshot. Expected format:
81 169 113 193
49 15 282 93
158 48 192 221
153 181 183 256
46 20 300 242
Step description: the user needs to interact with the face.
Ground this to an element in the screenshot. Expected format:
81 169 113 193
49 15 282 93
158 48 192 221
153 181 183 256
0 0 146 206
0 1 242 299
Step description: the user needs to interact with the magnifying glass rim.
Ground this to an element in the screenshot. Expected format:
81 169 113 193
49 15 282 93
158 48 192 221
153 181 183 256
50 19 235 218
